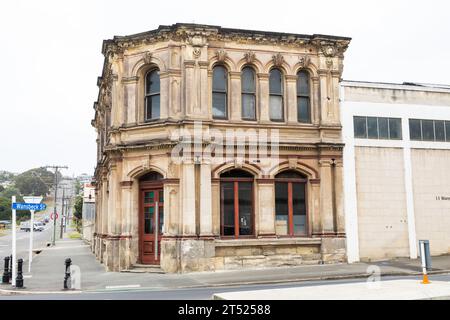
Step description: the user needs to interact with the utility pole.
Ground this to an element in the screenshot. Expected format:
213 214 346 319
60 188 65 239
45 165 68 246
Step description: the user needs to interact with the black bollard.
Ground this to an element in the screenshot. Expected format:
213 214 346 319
2 256 10 284
15 259 24 288
8 255 12 283
64 258 72 290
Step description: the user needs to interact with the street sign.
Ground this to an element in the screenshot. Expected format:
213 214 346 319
12 203 47 211
50 212 59 220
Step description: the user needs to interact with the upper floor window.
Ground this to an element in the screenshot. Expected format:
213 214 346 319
241 67 256 120
145 69 160 121
269 68 284 121
212 66 228 119
409 119 450 142
354 116 402 140
297 71 311 123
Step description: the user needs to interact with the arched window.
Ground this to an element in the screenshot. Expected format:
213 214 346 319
145 70 160 121
212 65 228 119
297 71 311 123
241 67 256 120
220 169 254 238
269 68 284 121
275 170 308 236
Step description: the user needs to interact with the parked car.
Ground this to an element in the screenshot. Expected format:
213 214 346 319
20 221 44 232
20 221 31 232
33 223 44 232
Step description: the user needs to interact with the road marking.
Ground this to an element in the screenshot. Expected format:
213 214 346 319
24 275 32 278
105 284 141 290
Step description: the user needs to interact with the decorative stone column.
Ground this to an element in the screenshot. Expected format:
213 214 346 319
159 71 170 119
181 161 196 235
312 76 321 125
257 180 276 237
200 162 213 237
123 76 138 126
319 159 335 235
230 71 241 121
310 179 321 237
286 75 298 124
333 159 345 236
258 73 270 123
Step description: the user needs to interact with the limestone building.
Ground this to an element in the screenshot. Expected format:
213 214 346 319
92 23 351 272
341 81 450 263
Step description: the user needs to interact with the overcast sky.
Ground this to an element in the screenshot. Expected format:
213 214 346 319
0 0 449 177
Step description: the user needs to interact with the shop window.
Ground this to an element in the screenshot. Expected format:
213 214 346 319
220 169 254 238
275 170 307 236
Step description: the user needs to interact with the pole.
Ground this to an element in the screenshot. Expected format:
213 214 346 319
154 202 159 261
11 196 16 287
60 189 65 239
52 169 59 245
28 210 35 273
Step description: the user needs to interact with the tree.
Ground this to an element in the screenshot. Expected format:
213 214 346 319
0 186 21 199
0 197 11 220
14 167 55 196
73 195 83 232
0 185 4 193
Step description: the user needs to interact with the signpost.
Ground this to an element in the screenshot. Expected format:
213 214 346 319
22 196 44 273
11 196 16 287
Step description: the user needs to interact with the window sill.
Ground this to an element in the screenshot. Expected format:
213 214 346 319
214 238 321 247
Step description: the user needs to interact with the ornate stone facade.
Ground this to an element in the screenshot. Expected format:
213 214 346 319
92 23 351 272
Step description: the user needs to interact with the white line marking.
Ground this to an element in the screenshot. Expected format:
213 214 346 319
105 284 141 290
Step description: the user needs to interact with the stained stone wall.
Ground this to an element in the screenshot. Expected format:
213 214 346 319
91 24 351 272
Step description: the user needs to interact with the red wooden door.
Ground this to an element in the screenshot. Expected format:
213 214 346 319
140 188 163 264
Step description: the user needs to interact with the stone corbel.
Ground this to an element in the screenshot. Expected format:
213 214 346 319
318 159 334 167
120 180 133 188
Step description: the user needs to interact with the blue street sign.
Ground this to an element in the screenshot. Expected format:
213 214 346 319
12 203 47 211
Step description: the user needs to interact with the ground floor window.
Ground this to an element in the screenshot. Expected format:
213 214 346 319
220 169 254 238
275 170 307 236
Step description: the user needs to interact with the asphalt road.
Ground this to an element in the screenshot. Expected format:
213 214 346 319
2 274 450 300
0 221 54 266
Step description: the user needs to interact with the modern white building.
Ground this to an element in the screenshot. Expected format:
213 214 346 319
82 183 96 243
341 80 450 263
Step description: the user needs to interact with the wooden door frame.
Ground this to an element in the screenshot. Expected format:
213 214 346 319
219 178 255 239
275 179 309 237
138 181 163 264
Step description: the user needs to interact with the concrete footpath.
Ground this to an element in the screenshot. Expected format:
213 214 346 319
1 235 450 295
213 279 450 300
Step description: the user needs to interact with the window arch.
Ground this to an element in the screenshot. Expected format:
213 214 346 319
275 170 308 236
220 169 254 238
212 65 228 119
269 68 284 121
297 71 311 123
241 67 256 120
145 69 160 121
